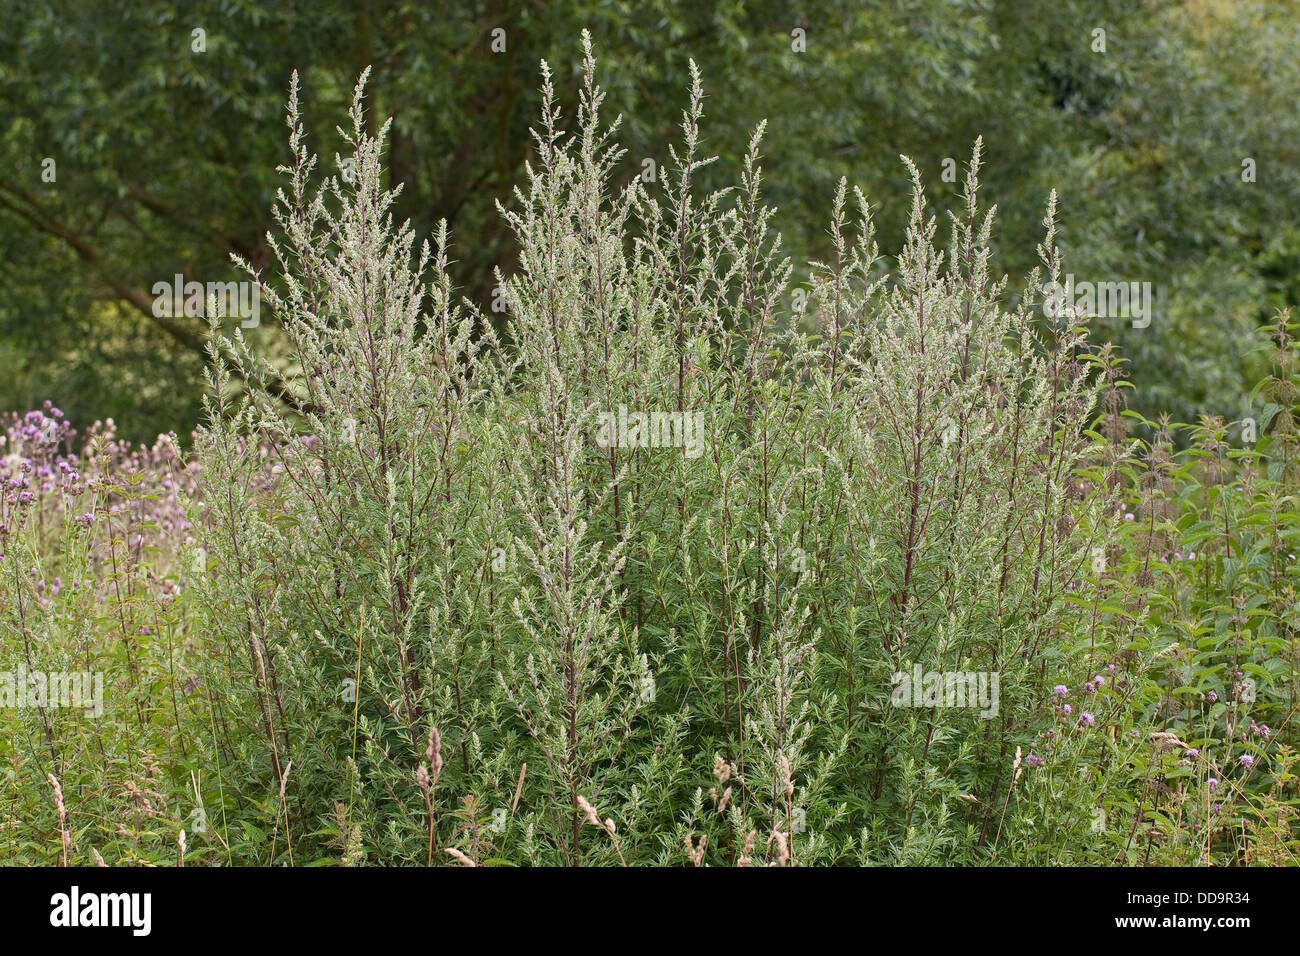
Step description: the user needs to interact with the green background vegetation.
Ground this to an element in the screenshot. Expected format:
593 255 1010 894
2 0 1298 441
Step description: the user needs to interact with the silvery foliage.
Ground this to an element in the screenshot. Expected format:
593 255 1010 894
195 33 1118 865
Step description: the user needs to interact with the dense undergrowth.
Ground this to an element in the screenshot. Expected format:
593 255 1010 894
3 38 1298 866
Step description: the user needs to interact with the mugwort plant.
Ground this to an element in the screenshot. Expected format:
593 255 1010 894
3 35 1296 867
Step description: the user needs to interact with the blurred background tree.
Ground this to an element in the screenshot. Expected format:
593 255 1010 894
1 0 1296 442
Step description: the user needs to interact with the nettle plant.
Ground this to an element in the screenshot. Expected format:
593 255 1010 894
183 36 1250 865
1089 312 1300 865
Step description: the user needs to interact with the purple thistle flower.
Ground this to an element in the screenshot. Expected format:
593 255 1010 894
1053 684 1068 697
1239 755 1254 769
1080 712 1095 727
